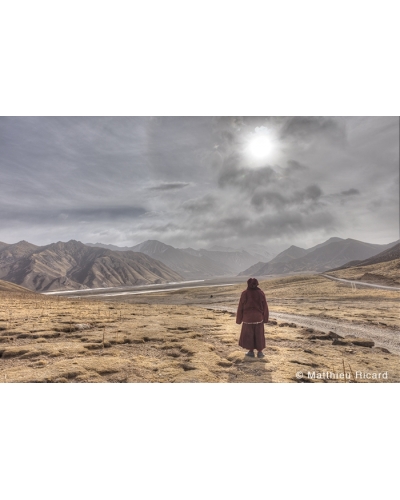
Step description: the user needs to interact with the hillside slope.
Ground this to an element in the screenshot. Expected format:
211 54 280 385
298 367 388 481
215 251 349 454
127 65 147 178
0 279 34 293
0 240 183 292
331 242 400 270
88 240 263 277
120 240 233 278
0 241 40 279
239 238 399 276
327 243 400 286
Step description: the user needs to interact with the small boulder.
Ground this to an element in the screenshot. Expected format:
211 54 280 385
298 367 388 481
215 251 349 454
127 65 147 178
332 338 374 348
218 360 233 368
328 331 343 339
373 346 391 354
351 339 374 348
84 343 103 350
74 323 93 331
332 339 350 346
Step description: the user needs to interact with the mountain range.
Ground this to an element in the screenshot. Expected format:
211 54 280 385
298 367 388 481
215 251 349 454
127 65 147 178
1 236 399 293
86 240 267 278
0 240 182 292
330 242 400 270
239 238 400 276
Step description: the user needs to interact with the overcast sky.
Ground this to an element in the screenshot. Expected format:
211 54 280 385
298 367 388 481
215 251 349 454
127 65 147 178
0 116 398 253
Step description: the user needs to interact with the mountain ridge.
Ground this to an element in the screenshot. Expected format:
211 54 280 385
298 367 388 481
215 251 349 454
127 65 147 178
87 240 262 278
329 242 400 270
0 240 183 292
238 238 400 276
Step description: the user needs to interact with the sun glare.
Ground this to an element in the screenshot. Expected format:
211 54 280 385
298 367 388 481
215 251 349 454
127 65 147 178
248 134 274 159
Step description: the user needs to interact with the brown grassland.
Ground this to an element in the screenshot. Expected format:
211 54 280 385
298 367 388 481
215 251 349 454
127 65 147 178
328 258 400 286
0 274 399 383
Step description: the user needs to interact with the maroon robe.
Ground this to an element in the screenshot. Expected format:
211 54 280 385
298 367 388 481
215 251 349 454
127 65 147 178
236 286 269 351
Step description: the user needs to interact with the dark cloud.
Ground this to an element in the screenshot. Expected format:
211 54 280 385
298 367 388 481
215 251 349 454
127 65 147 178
251 184 323 210
280 116 347 146
181 195 216 213
218 165 278 190
149 182 190 191
1 205 147 224
341 188 360 196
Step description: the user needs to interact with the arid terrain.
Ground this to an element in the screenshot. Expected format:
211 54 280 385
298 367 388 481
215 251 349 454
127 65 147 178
0 273 399 383
327 258 400 286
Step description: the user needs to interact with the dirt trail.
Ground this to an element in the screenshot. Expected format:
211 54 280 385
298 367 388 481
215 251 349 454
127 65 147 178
321 274 400 291
203 305 400 355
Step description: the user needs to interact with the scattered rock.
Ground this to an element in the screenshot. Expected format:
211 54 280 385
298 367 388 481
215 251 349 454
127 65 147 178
279 322 290 327
180 363 196 371
332 339 349 346
218 360 233 368
328 331 343 339
74 323 93 331
351 339 375 348
373 346 391 354
84 343 104 350
267 320 277 325
289 360 319 368
2 347 31 359
288 323 297 328
166 351 181 358
332 338 374 348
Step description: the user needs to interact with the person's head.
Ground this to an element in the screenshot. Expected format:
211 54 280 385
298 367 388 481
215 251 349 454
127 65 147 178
247 277 259 289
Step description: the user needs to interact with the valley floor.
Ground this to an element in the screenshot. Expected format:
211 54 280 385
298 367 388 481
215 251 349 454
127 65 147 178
1 274 399 383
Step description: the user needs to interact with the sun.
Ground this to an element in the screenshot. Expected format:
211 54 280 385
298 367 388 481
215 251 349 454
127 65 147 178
248 134 274 159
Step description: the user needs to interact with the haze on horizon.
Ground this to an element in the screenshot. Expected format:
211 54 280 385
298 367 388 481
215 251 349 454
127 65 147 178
0 116 398 254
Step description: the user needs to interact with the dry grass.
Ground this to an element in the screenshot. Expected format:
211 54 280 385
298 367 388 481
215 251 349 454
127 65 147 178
1 273 399 383
327 258 400 286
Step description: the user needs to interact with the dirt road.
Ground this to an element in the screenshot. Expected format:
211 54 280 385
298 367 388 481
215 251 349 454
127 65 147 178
321 274 400 291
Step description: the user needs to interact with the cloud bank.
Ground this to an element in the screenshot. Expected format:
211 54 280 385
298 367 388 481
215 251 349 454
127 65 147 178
0 116 398 252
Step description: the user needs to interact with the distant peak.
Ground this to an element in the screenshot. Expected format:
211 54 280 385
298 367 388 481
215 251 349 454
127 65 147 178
13 240 37 247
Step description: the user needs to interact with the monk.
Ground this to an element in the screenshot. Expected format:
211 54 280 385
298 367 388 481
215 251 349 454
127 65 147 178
236 277 269 358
